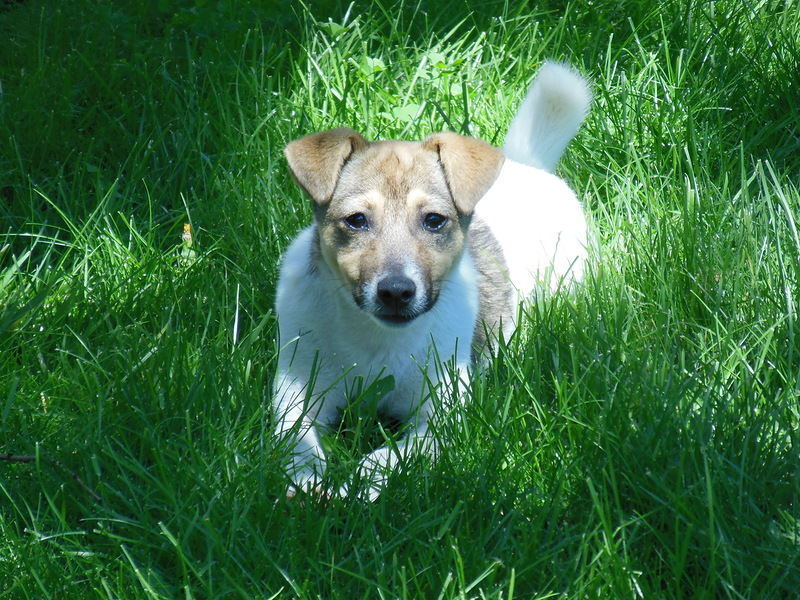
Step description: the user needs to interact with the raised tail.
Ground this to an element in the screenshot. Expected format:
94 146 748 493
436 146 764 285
502 62 592 172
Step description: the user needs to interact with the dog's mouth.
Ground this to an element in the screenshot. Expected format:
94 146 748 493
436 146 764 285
375 312 418 326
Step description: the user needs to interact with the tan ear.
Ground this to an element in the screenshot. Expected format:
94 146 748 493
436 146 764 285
284 128 369 205
422 132 505 214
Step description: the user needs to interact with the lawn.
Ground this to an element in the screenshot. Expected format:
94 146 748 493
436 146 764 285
1 0 799 598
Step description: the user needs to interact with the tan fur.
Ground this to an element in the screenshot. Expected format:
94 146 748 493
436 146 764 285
283 128 369 204
421 132 505 213
469 217 515 354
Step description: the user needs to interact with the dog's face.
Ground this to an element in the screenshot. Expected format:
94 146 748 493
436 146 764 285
285 128 504 326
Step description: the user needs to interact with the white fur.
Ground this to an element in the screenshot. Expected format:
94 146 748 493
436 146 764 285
274 228 478 498
502 62 592 172
274 62 591 500
475 159 588 296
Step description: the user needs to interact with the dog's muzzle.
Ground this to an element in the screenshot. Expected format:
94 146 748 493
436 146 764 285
374 274 418 325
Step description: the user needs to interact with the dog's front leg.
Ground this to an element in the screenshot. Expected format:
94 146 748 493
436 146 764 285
345 361 471 501
274 389 327 498
344 409 436 502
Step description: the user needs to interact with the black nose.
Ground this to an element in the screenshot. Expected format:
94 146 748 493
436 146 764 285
376 275 416 312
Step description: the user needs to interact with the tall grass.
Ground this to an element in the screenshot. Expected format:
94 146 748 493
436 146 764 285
1 0 798 598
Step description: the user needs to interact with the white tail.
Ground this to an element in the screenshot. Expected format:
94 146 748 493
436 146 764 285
502 62 592 172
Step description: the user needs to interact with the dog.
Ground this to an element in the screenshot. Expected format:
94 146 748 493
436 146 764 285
274 62 591 501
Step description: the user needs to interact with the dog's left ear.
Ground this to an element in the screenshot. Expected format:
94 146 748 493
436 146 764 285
284 128 369 205
422 132 505 214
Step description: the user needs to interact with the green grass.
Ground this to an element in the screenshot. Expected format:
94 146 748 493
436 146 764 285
1 0 799 597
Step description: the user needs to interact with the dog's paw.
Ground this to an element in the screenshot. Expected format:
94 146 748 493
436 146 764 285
359 483 383 503
286 461 325 494
335 482 350 499
333 479 382 502
285 484 300 500
352 454 393 502
285 482 334 508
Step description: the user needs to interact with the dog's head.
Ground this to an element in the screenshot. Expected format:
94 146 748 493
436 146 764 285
284 128 504 326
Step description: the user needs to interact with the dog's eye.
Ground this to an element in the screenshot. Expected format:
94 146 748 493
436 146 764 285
422 213 448 231
343 213 369 230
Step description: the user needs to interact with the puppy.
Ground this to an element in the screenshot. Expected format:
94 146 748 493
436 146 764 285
274 62 591 500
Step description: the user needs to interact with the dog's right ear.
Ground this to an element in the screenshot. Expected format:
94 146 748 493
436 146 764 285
284 128 369 205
